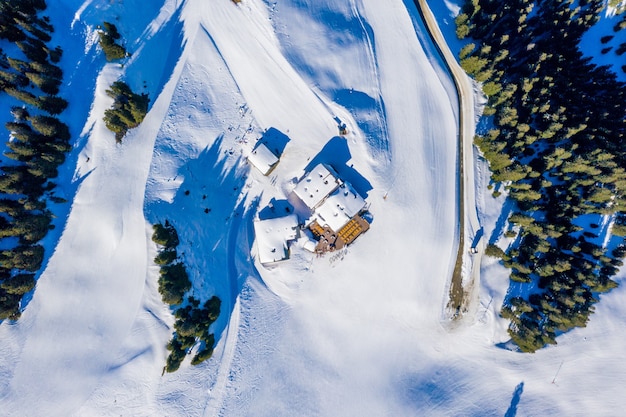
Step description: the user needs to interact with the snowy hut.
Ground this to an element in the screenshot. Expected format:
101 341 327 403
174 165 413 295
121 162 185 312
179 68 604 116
248 142 279 175
254 214 299 265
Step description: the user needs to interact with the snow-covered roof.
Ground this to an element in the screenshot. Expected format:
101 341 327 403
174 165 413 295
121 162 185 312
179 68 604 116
293 164 340 210
248 143 279 175
254 214 299 265
312 182 366 232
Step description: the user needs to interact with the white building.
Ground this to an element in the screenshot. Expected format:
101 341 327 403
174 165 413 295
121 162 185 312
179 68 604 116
293 164 340 210
248 143 279 175
253 214 299 265
311 182 367 232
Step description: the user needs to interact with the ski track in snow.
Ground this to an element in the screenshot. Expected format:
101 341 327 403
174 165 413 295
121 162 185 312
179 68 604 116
1 0 626 416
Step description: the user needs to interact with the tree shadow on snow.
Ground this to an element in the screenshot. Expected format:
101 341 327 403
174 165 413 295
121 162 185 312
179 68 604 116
397 367 501 416
123 5 186 113
146 135 255 348
488 198 515 245
504 382 524 417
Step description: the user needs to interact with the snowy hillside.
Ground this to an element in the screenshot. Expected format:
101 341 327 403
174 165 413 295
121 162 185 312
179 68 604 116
1 0 625 416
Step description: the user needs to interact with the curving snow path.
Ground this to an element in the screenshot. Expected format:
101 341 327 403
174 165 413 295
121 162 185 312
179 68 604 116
414 0 482 321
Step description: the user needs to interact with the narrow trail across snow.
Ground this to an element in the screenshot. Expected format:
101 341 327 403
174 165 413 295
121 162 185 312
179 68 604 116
412 0 482 323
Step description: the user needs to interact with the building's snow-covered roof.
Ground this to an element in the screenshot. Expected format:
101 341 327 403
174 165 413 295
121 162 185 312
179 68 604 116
248 143 279 175
312 182 366 232
254 214 299 265
293 164 340 210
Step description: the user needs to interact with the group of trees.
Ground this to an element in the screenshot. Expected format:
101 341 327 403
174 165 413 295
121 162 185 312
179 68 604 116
0 0 70 320
103 80 149 142
152 222 221 373
458 0 626 351
97 21 127 62
166 295 221 372
153 221 189 305
95 22 147 142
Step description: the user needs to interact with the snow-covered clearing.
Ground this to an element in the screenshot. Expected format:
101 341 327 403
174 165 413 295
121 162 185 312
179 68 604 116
0 0 625 416
580 3 626 82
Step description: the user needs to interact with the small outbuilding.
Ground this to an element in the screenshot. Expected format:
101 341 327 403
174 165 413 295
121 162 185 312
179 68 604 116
254 214 299 265
248 142 279 176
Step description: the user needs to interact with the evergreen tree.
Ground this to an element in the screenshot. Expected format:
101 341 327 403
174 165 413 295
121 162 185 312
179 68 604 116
98 22 128 61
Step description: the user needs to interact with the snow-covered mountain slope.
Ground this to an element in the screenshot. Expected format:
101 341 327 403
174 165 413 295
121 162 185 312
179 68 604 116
1 0 625 416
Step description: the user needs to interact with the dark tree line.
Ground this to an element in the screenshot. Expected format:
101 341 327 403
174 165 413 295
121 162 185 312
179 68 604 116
152 222 221 373
457 0 626 352
0 0 71 320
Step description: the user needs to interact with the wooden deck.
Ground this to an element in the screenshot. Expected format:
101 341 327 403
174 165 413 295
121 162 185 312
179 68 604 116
309 214 370 253
309 220 325 238
338 215 370 246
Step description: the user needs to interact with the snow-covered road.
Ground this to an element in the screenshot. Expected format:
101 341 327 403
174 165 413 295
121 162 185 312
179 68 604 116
413 0 482 322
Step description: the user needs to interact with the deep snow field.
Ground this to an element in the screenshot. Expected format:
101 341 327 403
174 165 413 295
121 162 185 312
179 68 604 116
1 0 626 416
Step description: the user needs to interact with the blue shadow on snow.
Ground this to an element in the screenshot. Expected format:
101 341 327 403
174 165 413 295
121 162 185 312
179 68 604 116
397 367 501 416
122 5 186 113
304 136 373 198
255 127 290 158
146 136 257 349
505 382 524 417
258 198 294 221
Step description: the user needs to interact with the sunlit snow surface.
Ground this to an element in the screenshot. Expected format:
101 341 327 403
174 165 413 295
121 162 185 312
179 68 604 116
0 0 625 416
